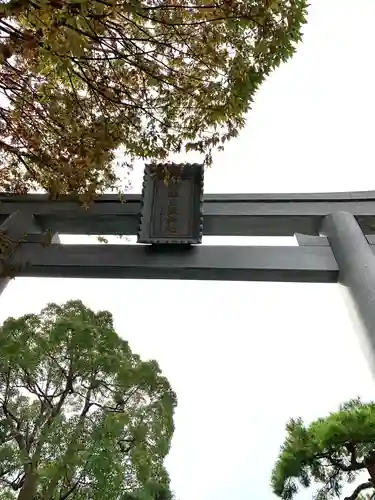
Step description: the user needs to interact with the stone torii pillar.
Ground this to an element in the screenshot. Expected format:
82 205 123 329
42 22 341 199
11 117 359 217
322 212 375 376
0 210 60 299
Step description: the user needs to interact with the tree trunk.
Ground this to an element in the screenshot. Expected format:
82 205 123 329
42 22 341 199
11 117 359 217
365 451 375 483
17 470 38 500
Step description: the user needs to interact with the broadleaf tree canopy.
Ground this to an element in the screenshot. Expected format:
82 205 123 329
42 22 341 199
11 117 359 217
271 398 375 500
0 0 308 199
0 299 177 500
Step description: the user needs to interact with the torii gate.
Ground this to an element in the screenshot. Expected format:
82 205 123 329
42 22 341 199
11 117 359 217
1 164 375 375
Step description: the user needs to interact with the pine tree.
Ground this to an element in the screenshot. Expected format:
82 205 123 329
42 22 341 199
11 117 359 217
272 398 375 500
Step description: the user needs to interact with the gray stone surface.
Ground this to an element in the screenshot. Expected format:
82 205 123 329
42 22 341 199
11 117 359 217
322 212 375 375
1 191 375 237
0 211 60 297
137 164 204 244
10 243 338 283
0 211 42 297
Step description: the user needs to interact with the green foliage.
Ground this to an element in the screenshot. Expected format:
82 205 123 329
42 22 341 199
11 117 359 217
0 300 177 500
122 480 175 500
271 398 375 500
0 0 308 199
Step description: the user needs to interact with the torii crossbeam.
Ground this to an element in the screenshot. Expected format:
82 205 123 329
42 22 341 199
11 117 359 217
1 190 375 373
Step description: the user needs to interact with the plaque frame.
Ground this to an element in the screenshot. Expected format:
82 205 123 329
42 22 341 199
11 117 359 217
137 163 204 244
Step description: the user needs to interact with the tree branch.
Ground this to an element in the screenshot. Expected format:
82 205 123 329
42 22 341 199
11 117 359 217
59 479 80 500
344 481 374 500
329 456 359 472
346 443 365 469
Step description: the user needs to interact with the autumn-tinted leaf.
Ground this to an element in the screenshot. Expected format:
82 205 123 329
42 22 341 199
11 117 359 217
0 0 308 199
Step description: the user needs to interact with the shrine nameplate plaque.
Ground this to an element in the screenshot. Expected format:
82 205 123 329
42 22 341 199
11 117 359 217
137 163 204 244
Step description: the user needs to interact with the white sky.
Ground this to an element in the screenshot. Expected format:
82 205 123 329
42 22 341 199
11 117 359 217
1 1 375 499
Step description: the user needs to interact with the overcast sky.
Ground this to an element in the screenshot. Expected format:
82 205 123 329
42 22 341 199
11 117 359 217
2 1 375 499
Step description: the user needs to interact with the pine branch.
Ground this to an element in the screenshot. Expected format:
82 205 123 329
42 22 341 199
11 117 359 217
344 481 374 500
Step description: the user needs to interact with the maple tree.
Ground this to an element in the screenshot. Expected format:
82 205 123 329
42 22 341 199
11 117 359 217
0 300 177 500
271 398 375 500
0 0 308 199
